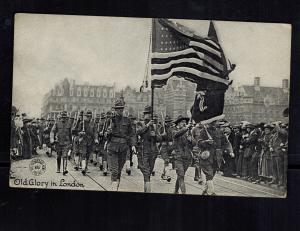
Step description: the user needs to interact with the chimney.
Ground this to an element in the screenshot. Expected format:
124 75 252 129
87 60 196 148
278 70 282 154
254 77 260 86
282 79 289 89
254 77 260 91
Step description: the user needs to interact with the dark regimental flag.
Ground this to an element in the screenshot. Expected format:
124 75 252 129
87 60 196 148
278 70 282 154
151 18 234 123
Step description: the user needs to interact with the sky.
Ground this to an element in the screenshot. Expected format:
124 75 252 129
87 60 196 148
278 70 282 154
12 14 291 117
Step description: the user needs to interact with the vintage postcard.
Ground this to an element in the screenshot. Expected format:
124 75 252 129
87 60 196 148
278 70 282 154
10 13 290 197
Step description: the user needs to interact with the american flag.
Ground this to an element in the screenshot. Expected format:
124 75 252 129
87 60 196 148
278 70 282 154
151 19 231 89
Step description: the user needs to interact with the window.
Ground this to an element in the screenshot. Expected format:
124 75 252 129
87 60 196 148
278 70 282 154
84 88 88 97
90 88 94 97
70 88 73 96
109 89 114 98
77 87 81 96
97 88 101 97
103 89 107 98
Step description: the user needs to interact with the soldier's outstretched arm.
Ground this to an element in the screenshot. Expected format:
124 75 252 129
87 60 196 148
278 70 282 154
172 127 189 139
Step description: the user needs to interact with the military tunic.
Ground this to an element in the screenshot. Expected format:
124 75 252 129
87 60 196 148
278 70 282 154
136 122 161 182
106 115 135 181
172 126 192 177
50 120 72 158
197 126 229 180
159 124 174 164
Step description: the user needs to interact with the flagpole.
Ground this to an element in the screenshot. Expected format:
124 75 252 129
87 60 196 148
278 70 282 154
148 18 155 119
151 86 154 119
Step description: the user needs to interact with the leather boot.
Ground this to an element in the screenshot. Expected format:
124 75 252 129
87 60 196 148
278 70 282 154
207 180 216 195
56 157 61 173
144 182 151 193
110 181 118 191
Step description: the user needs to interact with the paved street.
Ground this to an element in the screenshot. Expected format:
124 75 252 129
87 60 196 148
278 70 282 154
10 149 286 198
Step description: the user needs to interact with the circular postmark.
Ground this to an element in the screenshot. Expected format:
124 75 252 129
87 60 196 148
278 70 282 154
29 158 46 176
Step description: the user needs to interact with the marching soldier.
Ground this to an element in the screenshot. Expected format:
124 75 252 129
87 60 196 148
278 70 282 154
172 115 193 194
106 100 136 191
95 112 108 175
159 115 173 182
197 119 233 195
50 111 72 175
92 114 101 166
73 110 95 175
125 114 138 176
72 111 83 170
191 123 205 184
136 106 161 192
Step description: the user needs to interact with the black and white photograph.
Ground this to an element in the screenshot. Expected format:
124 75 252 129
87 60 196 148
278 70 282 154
10 13 290 197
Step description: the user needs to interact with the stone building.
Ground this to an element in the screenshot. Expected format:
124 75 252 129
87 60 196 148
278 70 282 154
224 77 289 124
41 79 116 119
41 77 289 124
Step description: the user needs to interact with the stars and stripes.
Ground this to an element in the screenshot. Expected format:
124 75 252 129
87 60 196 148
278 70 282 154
151 19 231 88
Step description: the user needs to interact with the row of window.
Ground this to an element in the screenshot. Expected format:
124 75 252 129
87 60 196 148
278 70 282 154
66 88 114 98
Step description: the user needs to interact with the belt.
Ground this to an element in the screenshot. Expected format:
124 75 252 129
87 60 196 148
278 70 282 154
111 137 127 144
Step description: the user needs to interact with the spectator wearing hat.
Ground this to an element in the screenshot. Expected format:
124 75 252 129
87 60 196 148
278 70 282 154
232 125 242 175
159 115 174 182
105 99 136 191
222 125 235 177
248 124 263 183
259 124 274 183
269 122 288 186
29 120 40 156
50 111 72 175
237 126 248 178
44 118 55 157
22 116 33 159
136 105 161 192
172 115 193 194
241 123 258 180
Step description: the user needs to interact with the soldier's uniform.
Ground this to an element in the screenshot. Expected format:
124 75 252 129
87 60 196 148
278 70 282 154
91 114 101 166
191 124 205 184
106 100 136 191
159 115 174 182
124 114 137 176
95 112 108 175
72 110 95 175
197 120 232 195
172 115 193 194
136 106 161 192
50 111 72 175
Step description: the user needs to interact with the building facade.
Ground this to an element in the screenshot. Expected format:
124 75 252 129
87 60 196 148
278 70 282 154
224 77 289 124
41 77 289 124
41 79 116 119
